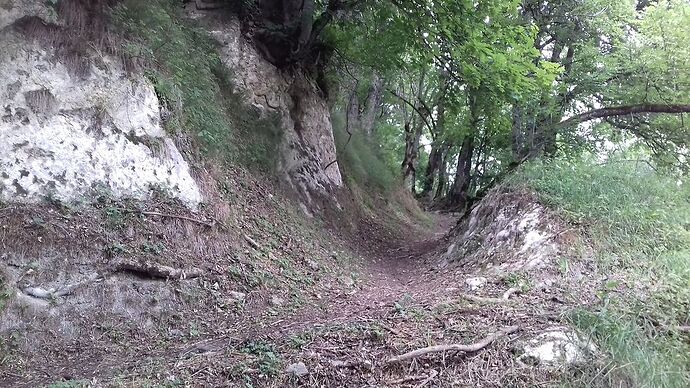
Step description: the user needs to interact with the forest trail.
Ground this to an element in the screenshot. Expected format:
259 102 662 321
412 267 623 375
273 213 457 333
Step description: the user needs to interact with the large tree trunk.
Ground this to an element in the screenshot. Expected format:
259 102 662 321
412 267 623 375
421 145 442 196
434 143 450 199
447 90 479 207
448 135 474 206
420 71 448 197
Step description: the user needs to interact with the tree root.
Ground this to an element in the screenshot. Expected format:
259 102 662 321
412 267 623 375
116 259 203 280
244 234 261 250
23 273 103 299
386 326 519 364
458 293 508 304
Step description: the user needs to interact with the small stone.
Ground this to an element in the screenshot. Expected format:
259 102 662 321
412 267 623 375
285 362 308 377
340 276 355 287
229 291 246 301
465 277 487 291
305 259 319 270
270 295 285 306
329 360 348 368
168 329 184 337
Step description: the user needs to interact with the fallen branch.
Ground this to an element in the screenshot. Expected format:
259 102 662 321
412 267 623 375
117 259 203 280
116 208 215 228
386 326 519 364
24 273 103 299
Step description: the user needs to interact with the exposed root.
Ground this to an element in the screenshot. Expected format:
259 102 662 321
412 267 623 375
386 325 519 364
458 293 511 304
116 259 203 280
23 273 103 299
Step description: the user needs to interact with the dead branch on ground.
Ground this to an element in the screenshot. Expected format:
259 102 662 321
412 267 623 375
116 258 203 280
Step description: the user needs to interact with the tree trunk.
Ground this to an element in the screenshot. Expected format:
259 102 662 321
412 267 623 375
448 90 479 207
361 73 384 136
511 104 527 162
421 145 442 196
420 71 448 197
434 144 450 199
448 135 474 206
401 120 424 193
346 84 360 134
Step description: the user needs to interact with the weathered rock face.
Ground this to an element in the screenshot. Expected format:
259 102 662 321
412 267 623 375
187 7 343 201
0 3 202 207
441 187 561 273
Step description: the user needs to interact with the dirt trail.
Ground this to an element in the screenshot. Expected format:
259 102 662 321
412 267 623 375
265 213 456 335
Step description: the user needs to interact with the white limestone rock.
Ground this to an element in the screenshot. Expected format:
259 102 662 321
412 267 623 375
0 14 202 207
517 327 598 369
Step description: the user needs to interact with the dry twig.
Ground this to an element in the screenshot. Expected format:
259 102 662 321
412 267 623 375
502 287 520 300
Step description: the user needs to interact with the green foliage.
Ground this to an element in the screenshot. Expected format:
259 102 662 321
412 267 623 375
332 112 398 193
112 0 232 153
510 158 690 258
241 341 282 377
510 158 690 387
46 381 89 388
570 309 689 388
112 0 282 170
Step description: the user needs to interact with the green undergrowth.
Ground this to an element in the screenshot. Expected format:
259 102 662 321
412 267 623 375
509 158 690 388
112 0 281 171
332 112 398 194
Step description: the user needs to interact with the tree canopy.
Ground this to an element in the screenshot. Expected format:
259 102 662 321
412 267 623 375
237 0 690 208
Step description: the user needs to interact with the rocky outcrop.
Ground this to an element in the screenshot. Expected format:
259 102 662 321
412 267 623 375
441 187 561 273
0 1 202 207
187 7 343 202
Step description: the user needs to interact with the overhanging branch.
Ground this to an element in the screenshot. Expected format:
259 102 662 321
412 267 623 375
556 103 690 129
